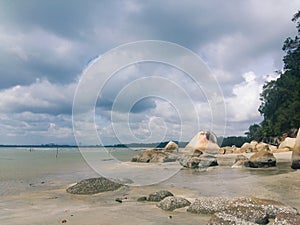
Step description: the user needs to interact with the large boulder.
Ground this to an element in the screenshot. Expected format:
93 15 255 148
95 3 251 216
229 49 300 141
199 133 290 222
248 150 276 168
157 196 191 211
66 177 123 195
131 148 177 163
163 141 178 152
279 137 296 150
184 131 220 154
291 128 300 169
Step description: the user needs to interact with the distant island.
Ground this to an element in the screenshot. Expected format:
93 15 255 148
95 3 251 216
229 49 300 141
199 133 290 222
0 136 251 149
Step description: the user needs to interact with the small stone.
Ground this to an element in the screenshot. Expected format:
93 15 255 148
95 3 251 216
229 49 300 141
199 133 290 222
137 196 147 202
115 198 122 203
147 190 174 202
157 196 191 211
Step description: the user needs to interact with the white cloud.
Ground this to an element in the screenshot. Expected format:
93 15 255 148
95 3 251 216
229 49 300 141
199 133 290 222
226 71 263 122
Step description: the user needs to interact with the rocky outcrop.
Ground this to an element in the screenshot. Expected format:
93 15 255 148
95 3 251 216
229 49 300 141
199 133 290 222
248 151 276 168
157 196 191 211
131 148 177 163
291 128 300 169
66 177 123 195
147 190 174 202
163 141 178 152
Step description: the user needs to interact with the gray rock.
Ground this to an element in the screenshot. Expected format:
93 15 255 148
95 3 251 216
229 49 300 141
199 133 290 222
66 177 123 195
178 153 218 169
137 196 147 202
131 149 177 163
187 197 232 214
209 212 259 225
273 212 300 225
224 204 269 224
147 190 174 202
157 196 191 211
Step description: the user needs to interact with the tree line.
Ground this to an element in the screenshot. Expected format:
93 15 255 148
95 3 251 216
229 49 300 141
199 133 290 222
246 10 300 141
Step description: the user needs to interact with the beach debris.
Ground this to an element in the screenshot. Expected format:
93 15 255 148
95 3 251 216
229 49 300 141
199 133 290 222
66 177 123 195
157 196 191 211
61 219 67 223
147 190 174 202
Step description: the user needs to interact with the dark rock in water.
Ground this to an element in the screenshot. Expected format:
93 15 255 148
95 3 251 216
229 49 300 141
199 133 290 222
248 150 276 168
187 197 232 214
147 190 174 202
157 196 191 211
273 212 300 224
66 177 123 195
137 196 147 202
178 153 218 169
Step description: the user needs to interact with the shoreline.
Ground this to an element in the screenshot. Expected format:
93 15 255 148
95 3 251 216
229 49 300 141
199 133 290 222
1 151 299 225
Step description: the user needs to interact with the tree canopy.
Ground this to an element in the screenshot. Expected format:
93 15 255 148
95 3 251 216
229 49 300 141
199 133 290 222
247 10 300 140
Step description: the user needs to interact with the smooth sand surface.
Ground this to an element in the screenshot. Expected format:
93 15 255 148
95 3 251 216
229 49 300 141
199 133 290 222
1 152 299 225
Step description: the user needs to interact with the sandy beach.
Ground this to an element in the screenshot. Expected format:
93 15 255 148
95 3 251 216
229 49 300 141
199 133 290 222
1 151 299 225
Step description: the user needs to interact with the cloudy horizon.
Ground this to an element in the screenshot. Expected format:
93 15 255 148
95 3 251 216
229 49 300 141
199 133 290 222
0 1 299 145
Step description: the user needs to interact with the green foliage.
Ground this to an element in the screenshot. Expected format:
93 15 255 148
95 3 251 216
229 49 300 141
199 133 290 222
248 10 300 137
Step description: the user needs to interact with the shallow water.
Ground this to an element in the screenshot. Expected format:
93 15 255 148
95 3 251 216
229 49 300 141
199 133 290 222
1 147 299 224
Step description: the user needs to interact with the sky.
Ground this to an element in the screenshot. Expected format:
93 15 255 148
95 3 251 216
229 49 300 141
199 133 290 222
0 0 299 145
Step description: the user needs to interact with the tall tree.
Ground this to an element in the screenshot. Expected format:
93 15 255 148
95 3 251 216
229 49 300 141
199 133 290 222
253 11 300 137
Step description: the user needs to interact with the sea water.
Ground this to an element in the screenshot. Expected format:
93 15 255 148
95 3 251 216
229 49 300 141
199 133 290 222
0 147 141 196
0 147 296 198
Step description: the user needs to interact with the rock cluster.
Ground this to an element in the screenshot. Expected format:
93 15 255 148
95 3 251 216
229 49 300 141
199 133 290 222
139 190 300 225
131 148 178 163
131 141 179 163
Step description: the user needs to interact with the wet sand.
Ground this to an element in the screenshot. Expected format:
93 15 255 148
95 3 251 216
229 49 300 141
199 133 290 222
1 152 299 225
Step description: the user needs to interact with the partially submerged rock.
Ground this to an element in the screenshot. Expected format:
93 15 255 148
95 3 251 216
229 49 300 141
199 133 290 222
147 190 174 202
157 196 191 211
178 153 218 169
248 150 276 168
66 177 123 195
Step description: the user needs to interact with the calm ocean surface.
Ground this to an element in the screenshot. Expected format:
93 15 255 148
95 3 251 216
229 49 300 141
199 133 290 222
0 147 295 198
0 147 140 196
